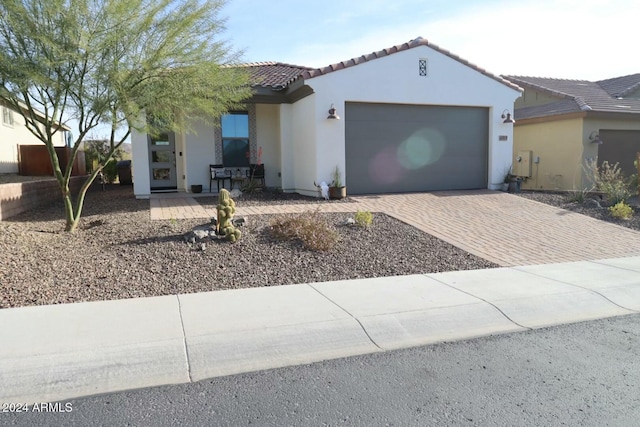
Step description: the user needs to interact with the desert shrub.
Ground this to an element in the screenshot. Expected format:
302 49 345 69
566 188 591 204
269 210 338 251
584 159 632 205
101 159 118 183
609 201 633 220
84 139 125 175
630 173 639 196
354 210 373 227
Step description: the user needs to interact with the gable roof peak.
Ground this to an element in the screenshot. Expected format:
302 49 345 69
301 37 520 92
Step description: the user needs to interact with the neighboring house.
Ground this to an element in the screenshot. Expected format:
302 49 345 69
504 74 640 191
0 100 69 174
131 37 522 198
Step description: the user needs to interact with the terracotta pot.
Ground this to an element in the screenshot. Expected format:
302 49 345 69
329 186 346 199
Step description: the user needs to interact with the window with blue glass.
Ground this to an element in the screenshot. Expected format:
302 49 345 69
221 112 249 167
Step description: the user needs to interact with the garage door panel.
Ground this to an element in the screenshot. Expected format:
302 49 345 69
345 103 488 194
598 130 640 177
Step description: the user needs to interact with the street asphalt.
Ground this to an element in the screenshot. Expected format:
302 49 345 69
1 256 639 405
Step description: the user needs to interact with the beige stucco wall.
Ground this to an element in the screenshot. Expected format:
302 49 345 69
514 117 585 190
184 118 213 191
514 113 640 191
288 94 317 196
255 104 282 188
515 89 563 109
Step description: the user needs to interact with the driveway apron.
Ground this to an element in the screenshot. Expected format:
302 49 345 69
358 191 640 266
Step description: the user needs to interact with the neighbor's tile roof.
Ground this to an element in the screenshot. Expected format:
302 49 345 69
597 73 640 98
239 62 314 90
504 74 640 120
240 37 522 93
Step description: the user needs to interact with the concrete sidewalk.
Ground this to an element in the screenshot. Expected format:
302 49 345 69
1 256 639 403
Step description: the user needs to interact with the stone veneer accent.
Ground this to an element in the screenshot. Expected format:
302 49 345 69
0 176 86 221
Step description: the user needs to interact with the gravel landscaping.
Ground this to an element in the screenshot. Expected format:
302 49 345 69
0 185 497 309
517 191 640 232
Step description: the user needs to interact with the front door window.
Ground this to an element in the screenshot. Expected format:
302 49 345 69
149 133 177 190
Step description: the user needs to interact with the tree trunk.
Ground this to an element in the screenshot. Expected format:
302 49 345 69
62 167 103 233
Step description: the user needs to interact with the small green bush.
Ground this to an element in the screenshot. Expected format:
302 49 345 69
609 201 633 220
269 210 338 251
354 210 373 227
102 160 118 183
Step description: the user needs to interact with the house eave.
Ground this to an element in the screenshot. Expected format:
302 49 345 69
247 83 314 104
515 109 640 125
515 111 587 125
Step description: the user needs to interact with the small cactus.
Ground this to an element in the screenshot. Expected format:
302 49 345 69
216 189 241 242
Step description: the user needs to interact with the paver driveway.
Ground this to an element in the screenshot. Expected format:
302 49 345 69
150 190 640 267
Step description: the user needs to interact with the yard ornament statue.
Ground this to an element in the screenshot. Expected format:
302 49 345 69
314 181 330 200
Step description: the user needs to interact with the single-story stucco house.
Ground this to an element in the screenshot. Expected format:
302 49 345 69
131 37 522 198
0 100 70 174
504 74 640 191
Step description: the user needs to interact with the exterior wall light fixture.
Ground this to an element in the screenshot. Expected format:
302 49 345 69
501 109 515 124
589 131 603 144
327 104 340 120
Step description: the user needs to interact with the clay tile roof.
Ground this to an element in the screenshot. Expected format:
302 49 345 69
503 74 640 120
300 37 521 92
237 38 522 93
597 73 640 98
238 62 314 90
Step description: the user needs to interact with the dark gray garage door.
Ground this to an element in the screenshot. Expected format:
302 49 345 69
598 130 640 177
345 102 488 194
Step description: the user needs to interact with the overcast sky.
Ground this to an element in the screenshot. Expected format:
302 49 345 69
222 0 639 81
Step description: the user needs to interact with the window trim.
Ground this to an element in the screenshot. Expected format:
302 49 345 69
2 107 15 127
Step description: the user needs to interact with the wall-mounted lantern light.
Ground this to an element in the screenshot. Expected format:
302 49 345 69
327 104 340 120
501 109 515 124
589 131 603 144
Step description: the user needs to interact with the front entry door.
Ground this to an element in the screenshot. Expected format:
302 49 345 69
148 132 177 191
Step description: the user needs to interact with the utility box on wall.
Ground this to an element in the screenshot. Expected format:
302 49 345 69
516 150 532 177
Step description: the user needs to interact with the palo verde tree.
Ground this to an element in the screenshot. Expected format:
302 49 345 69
0 0 251 232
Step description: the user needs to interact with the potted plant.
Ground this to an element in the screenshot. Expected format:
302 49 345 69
502 167 513 192
329 166 347 199
504 172 522 193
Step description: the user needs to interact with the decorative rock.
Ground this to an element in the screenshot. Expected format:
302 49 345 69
200 243 206 251
229 189 242 198
585 198 603 209
232 216 247 227
344 218 356 226
192 229 210 240
184 225 215 243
